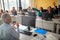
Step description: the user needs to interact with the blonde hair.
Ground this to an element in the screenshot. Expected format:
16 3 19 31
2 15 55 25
2 14 11 22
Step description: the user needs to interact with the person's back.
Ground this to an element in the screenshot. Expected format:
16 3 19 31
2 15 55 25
0 23 19 40
0 14 19 40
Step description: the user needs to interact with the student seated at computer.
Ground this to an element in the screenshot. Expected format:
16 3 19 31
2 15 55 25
45 6 53 20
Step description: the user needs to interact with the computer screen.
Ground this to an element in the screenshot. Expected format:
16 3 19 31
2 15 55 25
21 16 35 28
28 12 36 16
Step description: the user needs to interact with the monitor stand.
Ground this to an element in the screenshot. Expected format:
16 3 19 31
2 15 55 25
28 26 31 31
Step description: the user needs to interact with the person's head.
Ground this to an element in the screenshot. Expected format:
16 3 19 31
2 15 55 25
47 6 51 12
12 7 15 10
2 14 12 24
19 7 22 11
28 6 31 10
40 7 43 12
5 10 8 13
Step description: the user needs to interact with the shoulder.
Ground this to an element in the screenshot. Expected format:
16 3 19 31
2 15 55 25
0 23 5 29
0 23 12 30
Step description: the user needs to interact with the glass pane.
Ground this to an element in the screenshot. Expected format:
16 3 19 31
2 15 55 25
16 0 19 10
4 0 9 10
21 0 25 9
21 0 30 9
9 0 17 10
25 0 30 8
1 0 4 10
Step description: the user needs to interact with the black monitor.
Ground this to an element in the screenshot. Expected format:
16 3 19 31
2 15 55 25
28 12 36 16
21 16 36 31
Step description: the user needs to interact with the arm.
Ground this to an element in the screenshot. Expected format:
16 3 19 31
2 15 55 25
33 8 39 12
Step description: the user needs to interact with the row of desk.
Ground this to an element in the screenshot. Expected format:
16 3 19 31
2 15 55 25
20 25 60 40
36 17 60 32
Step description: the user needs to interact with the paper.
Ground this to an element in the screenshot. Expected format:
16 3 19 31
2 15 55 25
19 24 27 30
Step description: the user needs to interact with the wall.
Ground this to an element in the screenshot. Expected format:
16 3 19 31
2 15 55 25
29 0 34 8
34 0 58 9
59 0 60 5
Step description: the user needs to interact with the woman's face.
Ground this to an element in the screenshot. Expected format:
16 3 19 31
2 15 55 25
47 7 50 11
40 7 43 11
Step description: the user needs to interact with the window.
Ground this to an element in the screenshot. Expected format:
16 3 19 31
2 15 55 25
4 0 9 10
1 0 4 10
9 0 17 10
1 0 19 11
21 0 30 9
1 0 31 10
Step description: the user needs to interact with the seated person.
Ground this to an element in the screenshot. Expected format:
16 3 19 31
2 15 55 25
0 14 19 40
11 7 17 15
27 6 32 12
45 6 53 20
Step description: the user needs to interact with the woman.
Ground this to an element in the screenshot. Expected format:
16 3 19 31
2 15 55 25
46 6 53 19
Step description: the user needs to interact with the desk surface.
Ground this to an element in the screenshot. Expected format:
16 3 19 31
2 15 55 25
20 27 60 40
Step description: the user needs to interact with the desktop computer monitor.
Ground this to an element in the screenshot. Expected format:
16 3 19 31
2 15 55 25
21 16 36 31
28 12 36 17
